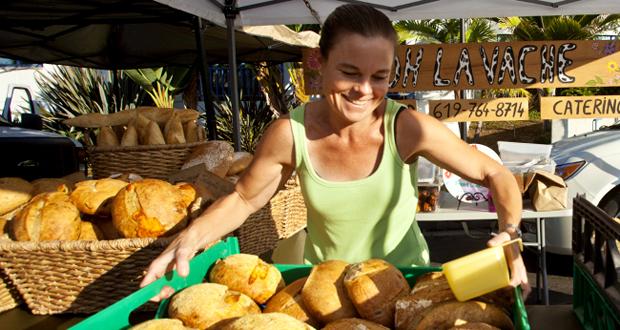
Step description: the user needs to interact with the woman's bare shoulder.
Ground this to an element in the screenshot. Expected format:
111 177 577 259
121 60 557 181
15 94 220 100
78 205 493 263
253 114 295 166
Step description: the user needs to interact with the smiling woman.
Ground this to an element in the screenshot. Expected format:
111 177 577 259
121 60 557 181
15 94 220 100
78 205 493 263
141 3 530 302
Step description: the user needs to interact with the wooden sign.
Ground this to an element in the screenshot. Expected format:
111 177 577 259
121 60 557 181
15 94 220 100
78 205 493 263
303 40 620 93
540 95 620 119
429 98 529 122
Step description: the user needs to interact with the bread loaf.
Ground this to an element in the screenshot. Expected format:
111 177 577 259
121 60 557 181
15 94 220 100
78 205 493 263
63 107 199 128
111 179 195 238
344 259 410 327
182 141 234 177
322 318 389 330
0 177 34 215
227 152 253 176
11 192 81 241
168 282 260 329
143 120 165 145
130 318 193 330
78 221 105 240
94 217 121 240
120 123 139 147
31 178 71 195
62 171 87 189
395 272 456 330
264 277 318 327
449 322 501 330
97 126 120 147
209 253 284 304
219 313 315 330
164 112 186 144
70 178 129 215
184 120 199 143
301 260 358 324
414 301 514 330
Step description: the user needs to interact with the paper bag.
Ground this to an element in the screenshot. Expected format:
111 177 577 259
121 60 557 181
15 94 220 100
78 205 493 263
523 170 568 211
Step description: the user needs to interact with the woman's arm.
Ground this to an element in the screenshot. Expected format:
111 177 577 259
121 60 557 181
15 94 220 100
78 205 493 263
140 116 295 299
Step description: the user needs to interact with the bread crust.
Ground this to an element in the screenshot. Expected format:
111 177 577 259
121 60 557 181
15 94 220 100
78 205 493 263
129 318 192 330
414 301 514 330
70 178 129 215
322 318 390 330
264 277 318 327
0 177 34 215
11 192 81 241
182 141 234 177
219 312 315 330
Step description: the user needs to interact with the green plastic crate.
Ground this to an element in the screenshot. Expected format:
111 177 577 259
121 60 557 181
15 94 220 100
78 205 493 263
573 263 620 330
70 237 530 330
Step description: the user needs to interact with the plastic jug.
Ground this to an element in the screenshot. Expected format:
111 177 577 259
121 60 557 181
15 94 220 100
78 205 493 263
442 238 523 301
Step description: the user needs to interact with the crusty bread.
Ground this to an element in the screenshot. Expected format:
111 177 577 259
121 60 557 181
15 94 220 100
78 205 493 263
63 107 199 128
70 178 129 215
62 171 87 189
322 318 389 330
31 178 71 195
395 272 456 330
130 318 193 330
93 217 121 240
0 177 34 215
209 253 284 304
11 192 81 241
226 152 253 176
181 141 234 177
120 123 139 147
143 120 165 145
414 301 514 330
449 322 501 330
168 282 260 330
344 259 410 327
78 221 105 240
264 277 318 327
219 312 315 330
111 179 195 238
184 120 199 143
97 126 119 147
164 112 186 144
301 260 358 324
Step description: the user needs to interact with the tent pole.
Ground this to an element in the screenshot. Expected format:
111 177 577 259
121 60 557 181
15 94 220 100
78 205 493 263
194 16 218 140
458 18 468 141
225 1 242 151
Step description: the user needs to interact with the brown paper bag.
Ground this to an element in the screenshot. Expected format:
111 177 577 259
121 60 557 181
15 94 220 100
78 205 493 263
523 170 568 211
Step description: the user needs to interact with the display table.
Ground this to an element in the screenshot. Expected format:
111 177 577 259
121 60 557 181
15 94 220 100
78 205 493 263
417 192 572 305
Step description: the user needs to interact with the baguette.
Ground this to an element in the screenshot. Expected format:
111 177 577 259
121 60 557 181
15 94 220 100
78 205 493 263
97 126 119 147
63 107 199 128
120 123 139 146
164 112 186 144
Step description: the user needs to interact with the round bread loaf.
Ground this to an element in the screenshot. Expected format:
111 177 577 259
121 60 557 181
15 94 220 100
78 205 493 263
219 312 315 330
78 221 105 240
31 178 71 195
0 177 34 215
112 179 195 238
226 152 253 176
182 141 234 177
70 178 129 215
301 260 358 324
395 272 456 330
449 322 501 330
11 192 81 241
168 282 260 329
344 259 410 327
321 318 389 330
209 253 284 304
264 277 318 327
415 301 514 330
129 318 192 330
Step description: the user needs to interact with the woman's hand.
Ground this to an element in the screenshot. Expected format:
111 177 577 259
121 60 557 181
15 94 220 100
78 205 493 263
139 227 206 302
487 231 531 300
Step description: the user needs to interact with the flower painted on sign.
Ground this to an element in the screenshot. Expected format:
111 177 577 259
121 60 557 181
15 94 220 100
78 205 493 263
608 61 619 72
603 42 617 55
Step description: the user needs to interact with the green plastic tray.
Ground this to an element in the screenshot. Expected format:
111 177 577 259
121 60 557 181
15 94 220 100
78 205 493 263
71 237 530 330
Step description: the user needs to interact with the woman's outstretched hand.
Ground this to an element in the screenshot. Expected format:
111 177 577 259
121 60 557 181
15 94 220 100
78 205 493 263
139 228 205 302
487 231 531 300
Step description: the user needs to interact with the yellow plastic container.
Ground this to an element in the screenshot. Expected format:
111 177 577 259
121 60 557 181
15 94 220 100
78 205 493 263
443 238 523 301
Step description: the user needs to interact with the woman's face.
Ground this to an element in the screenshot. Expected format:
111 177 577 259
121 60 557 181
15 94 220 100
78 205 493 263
320 33 394 124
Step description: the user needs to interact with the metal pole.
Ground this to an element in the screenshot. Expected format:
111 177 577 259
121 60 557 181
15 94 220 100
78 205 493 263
458 18 468 141
225 1 241 151
194 16 217 140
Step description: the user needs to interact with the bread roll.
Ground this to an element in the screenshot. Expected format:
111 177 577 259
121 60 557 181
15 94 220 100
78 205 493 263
62 171 87 189
130 318 193 330
415 301 514 330
70 179 129 215
344 259 410 327
78 221 105 240
0 218 10 241
209 253 284 304
322 318 389 330
182 141 234 177
264 277 318 327
164 112 186 144
227 152 253 176
31 178 71 195
184 120 199 143
301 260 358 324
449 322 501 330
168 282 260 329
120 123 139 147
11 192 81 241
0 177 34 215
143 120 165 145
111 179 195 238
395 272 456 330
63 107 199 128
220 313 315 330
97 126 119 147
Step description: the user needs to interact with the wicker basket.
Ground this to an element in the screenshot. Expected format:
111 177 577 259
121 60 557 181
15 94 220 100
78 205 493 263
0 268 21 313
89 142 208 180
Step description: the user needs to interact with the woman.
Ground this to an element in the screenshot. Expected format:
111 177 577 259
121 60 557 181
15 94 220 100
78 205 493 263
141 4 530 300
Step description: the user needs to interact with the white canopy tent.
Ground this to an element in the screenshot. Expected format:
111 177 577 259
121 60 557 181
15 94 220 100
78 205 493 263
154 0 620 27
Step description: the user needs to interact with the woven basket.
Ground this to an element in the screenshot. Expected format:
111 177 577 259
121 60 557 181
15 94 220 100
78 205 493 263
0 237 172 315
235 178 307 256
89 142 208 180
0 268 21 313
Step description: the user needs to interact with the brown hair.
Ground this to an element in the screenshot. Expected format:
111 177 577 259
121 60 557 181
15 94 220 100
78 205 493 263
319 4 397 58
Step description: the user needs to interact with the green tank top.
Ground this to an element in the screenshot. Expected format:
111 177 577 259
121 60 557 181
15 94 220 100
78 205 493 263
289 99 430 267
